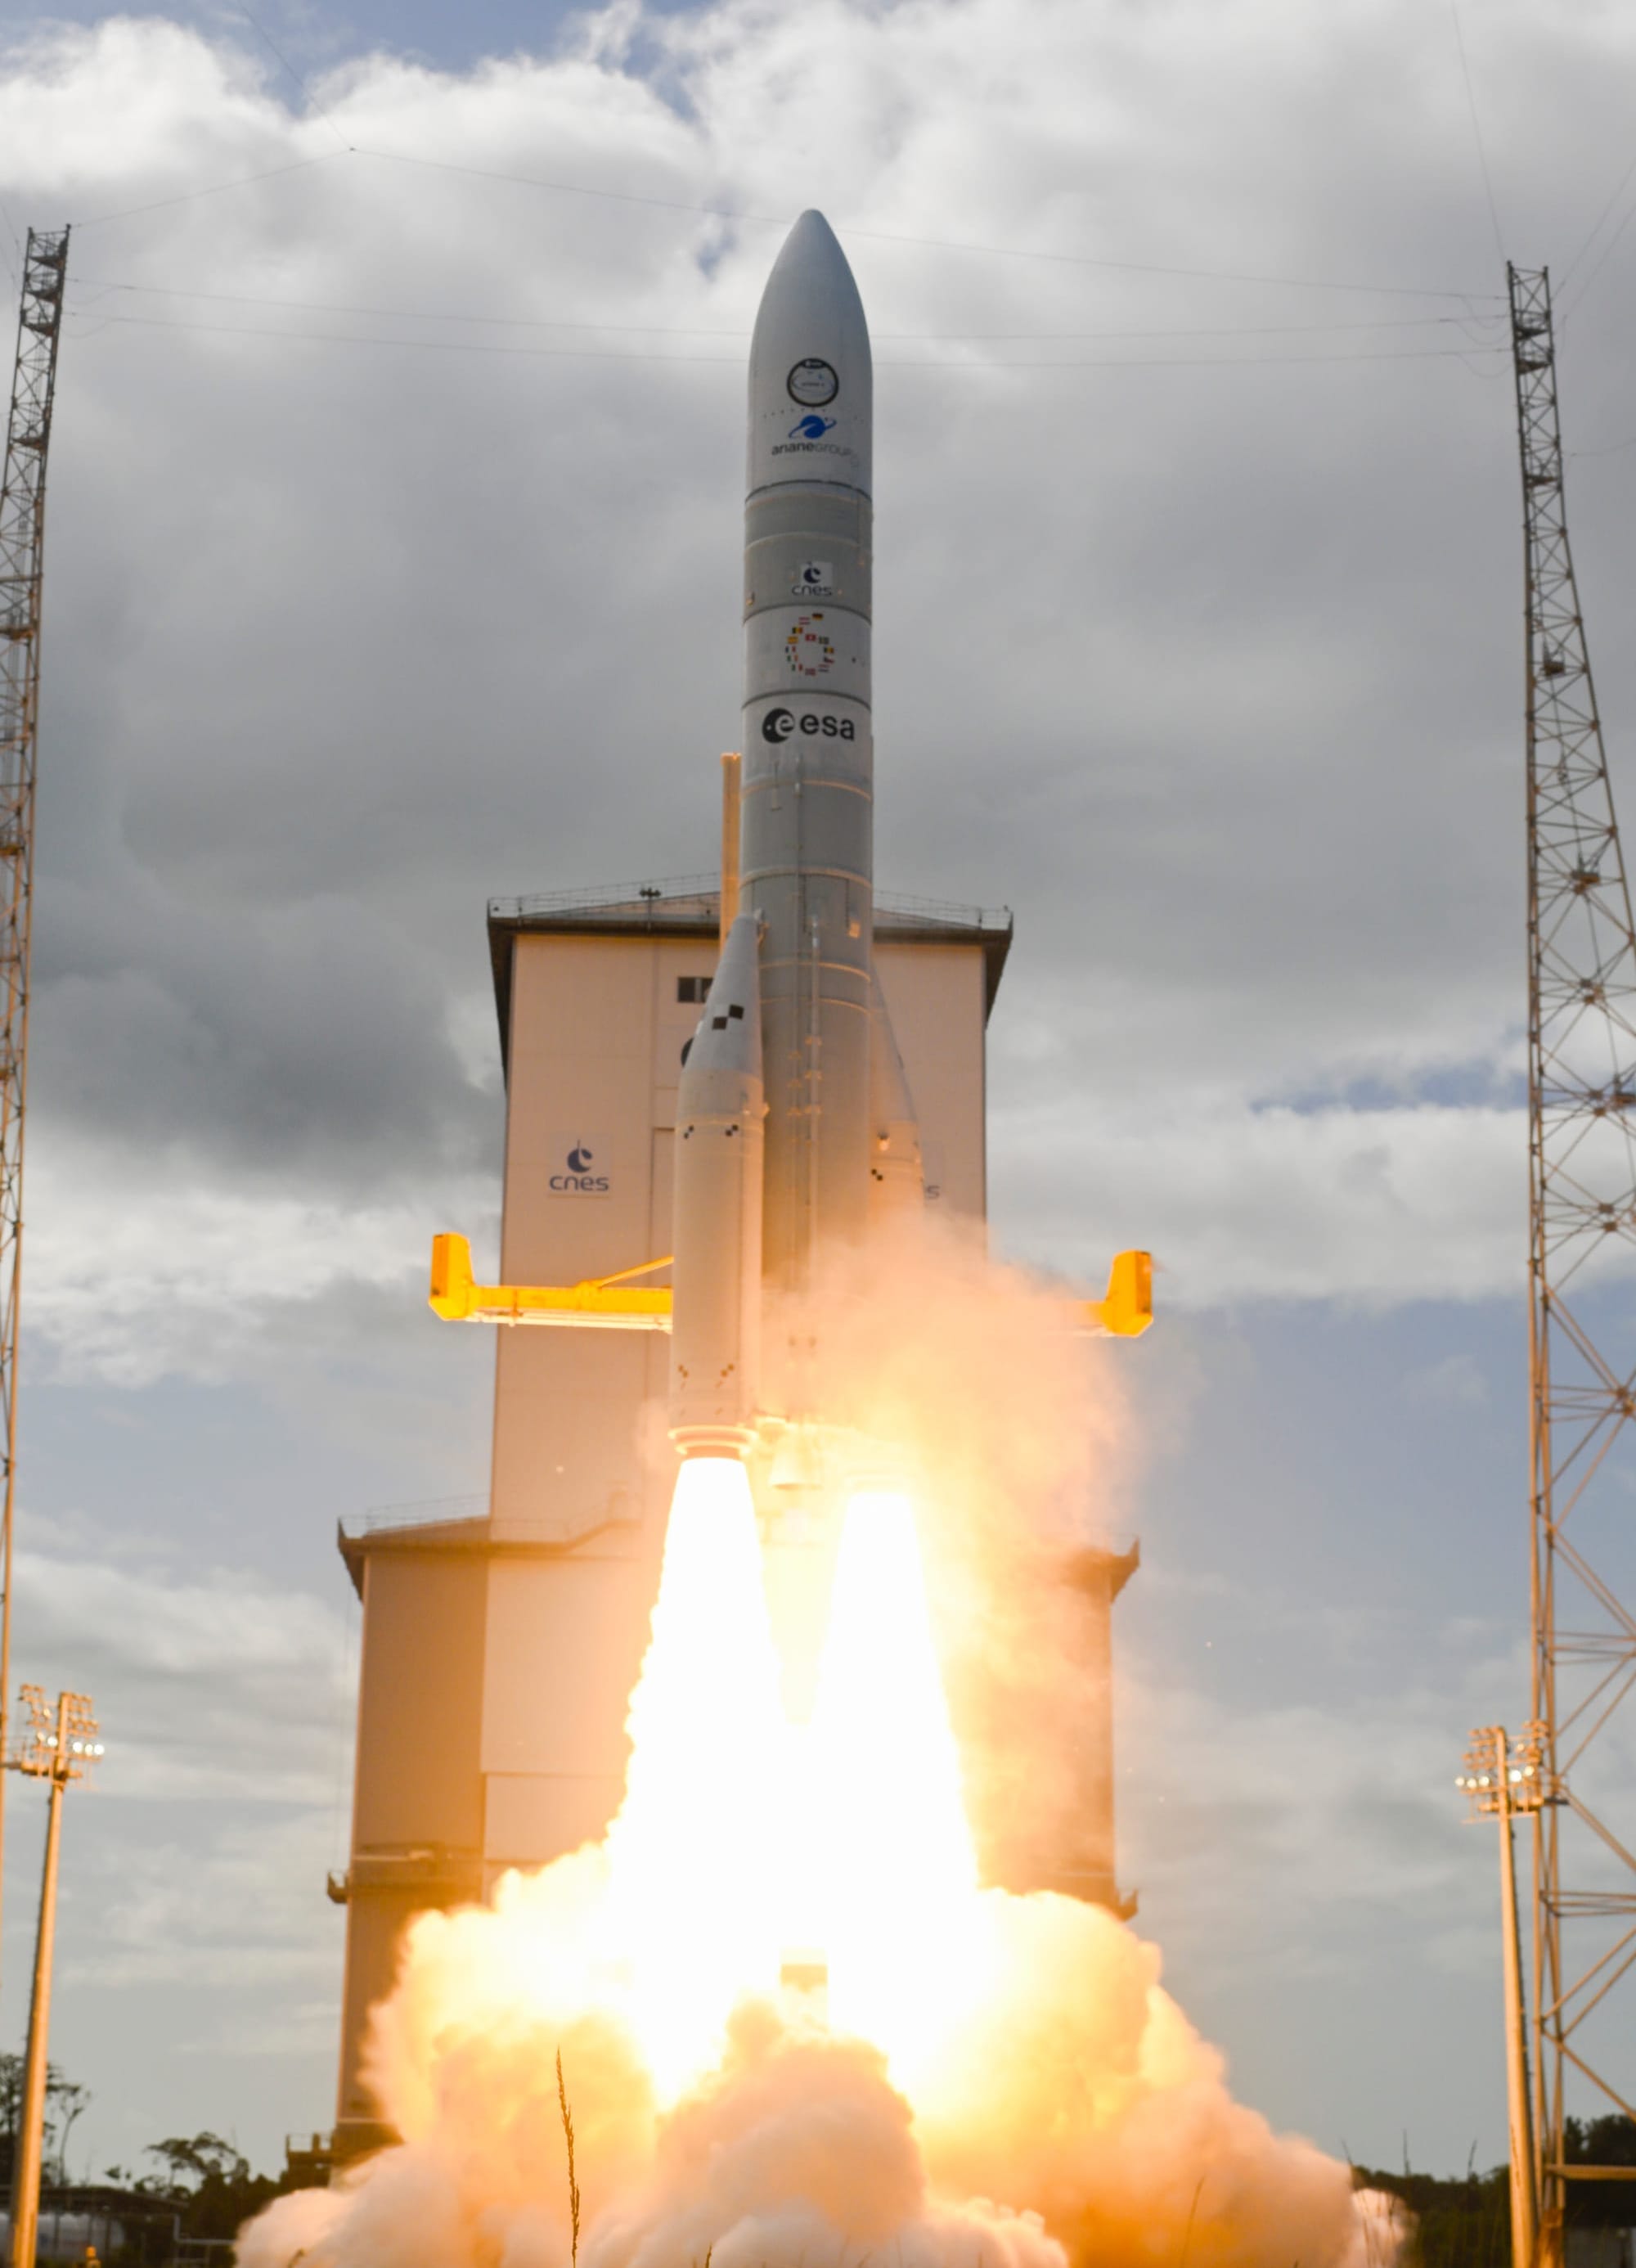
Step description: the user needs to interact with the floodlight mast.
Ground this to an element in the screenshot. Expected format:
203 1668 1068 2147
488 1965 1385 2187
0 228 70 1976
6 1687 101 2268
1459 1726 1549 2268
1509 262 1636 2265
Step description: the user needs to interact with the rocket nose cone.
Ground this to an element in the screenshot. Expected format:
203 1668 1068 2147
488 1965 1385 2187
759 208 863 318
781 208 843 261
748 209 871 497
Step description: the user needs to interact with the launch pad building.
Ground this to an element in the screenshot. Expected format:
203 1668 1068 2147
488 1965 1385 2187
329 879 1133 2161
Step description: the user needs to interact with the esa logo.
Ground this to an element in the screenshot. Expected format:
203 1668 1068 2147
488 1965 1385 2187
787 357 839 407
788 415 835 441
548 1132 611 1195
761 707 857 744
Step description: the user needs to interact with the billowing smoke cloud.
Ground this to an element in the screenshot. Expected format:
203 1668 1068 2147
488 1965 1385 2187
237 1852 1374 2268
237 1222 1398 2268
766 1215 1136 1892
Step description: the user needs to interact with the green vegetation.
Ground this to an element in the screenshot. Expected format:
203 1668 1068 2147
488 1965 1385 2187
106 2134 300 2243
1353 2164 1508 2268
1357 2121 1636 2268
0 2056 92 2189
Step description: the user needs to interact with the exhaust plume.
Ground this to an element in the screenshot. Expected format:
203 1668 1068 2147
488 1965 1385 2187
241 1222 1400 2268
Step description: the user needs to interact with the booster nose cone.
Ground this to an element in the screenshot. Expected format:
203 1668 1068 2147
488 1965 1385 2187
748 209 872 498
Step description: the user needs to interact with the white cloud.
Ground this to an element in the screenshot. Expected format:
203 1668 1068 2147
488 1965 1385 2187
1406 1352 1489 1406
996 1097 1530 1305
0 0 1617 1375
13 1543 352 1803
69 1809 342 1992
25 1132 497 1387
0 0 1629 2177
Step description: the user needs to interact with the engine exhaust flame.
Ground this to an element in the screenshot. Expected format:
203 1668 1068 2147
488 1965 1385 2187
807 1490 980 2081
603 1455 786 2095
242 1235 1406 2268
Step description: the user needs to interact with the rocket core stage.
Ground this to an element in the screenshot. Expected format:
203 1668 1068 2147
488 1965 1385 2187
741 209 877 1291
425 212 1151 1426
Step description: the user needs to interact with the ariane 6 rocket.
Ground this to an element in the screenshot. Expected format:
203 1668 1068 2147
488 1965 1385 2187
426 217 1147 1411
669 210 921 1460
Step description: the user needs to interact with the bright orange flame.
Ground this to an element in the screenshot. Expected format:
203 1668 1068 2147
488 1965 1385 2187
803 1488 983 2085
240 1248 1387 2268
601 1455 787 2095
596 1470 986 2095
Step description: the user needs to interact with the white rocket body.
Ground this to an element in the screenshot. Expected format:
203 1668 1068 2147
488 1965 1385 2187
668 914 765 1456
669 212 920 1456
741 211 876 1292
866 997 924 1230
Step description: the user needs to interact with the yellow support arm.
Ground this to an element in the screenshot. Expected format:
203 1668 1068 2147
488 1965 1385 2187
1078 1249 1153 1339
429 1234 1149 1340
429 1233 674 1332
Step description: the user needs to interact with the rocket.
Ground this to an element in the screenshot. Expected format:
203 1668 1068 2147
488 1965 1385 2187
428 218 1148 1396
740 209 878 1287
670 211 913 1457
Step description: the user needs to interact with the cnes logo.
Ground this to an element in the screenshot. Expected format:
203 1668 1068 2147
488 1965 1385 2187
548 1132 611 1195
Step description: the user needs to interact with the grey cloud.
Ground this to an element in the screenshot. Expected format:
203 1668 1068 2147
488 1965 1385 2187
0 0 1626 2180
13 1546 351 1803
32 875 492 1187
0 0 1620 1344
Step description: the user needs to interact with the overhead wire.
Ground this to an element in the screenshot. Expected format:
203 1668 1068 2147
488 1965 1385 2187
54 116 1499 301
1449 0 1506 263
231 0 354 154
1560 193 1636 325
61 272 1510 344
71 151 350 230
0 193 21 282
348 144 1501 299
1569 433 1636 461
62 305 1509 372
1557 149 1636 295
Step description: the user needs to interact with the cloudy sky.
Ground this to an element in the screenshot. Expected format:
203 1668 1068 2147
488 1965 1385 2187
0 0 1632 2189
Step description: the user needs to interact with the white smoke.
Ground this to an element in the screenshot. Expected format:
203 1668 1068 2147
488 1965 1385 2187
236 1222 1407 2268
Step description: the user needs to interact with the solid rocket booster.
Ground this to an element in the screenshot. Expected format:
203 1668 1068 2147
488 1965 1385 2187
669 912 765 1456
866 999 924 1230
741 210 874 1290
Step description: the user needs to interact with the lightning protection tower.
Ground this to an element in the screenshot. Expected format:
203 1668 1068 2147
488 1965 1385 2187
1509 262 1636 2263
0 228 69 1961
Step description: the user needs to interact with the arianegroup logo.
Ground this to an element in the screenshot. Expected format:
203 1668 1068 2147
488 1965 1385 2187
772 433 850 463
760 706 857 744
547 1132 612 1195
788 414 836 441
787 357 838 407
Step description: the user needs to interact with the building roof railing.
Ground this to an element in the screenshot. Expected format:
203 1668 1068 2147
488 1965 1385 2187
336 1498 640 1600
347 1495 492 1535
485 875 1014 1065
488 876 1013 934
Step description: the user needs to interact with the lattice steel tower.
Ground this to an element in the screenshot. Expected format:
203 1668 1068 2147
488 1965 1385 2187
0 229 68 1958
1509 263 1636 2265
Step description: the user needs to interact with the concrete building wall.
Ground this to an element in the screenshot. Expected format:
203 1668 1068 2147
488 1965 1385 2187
334 1532 488 2139
874 940 988 1219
